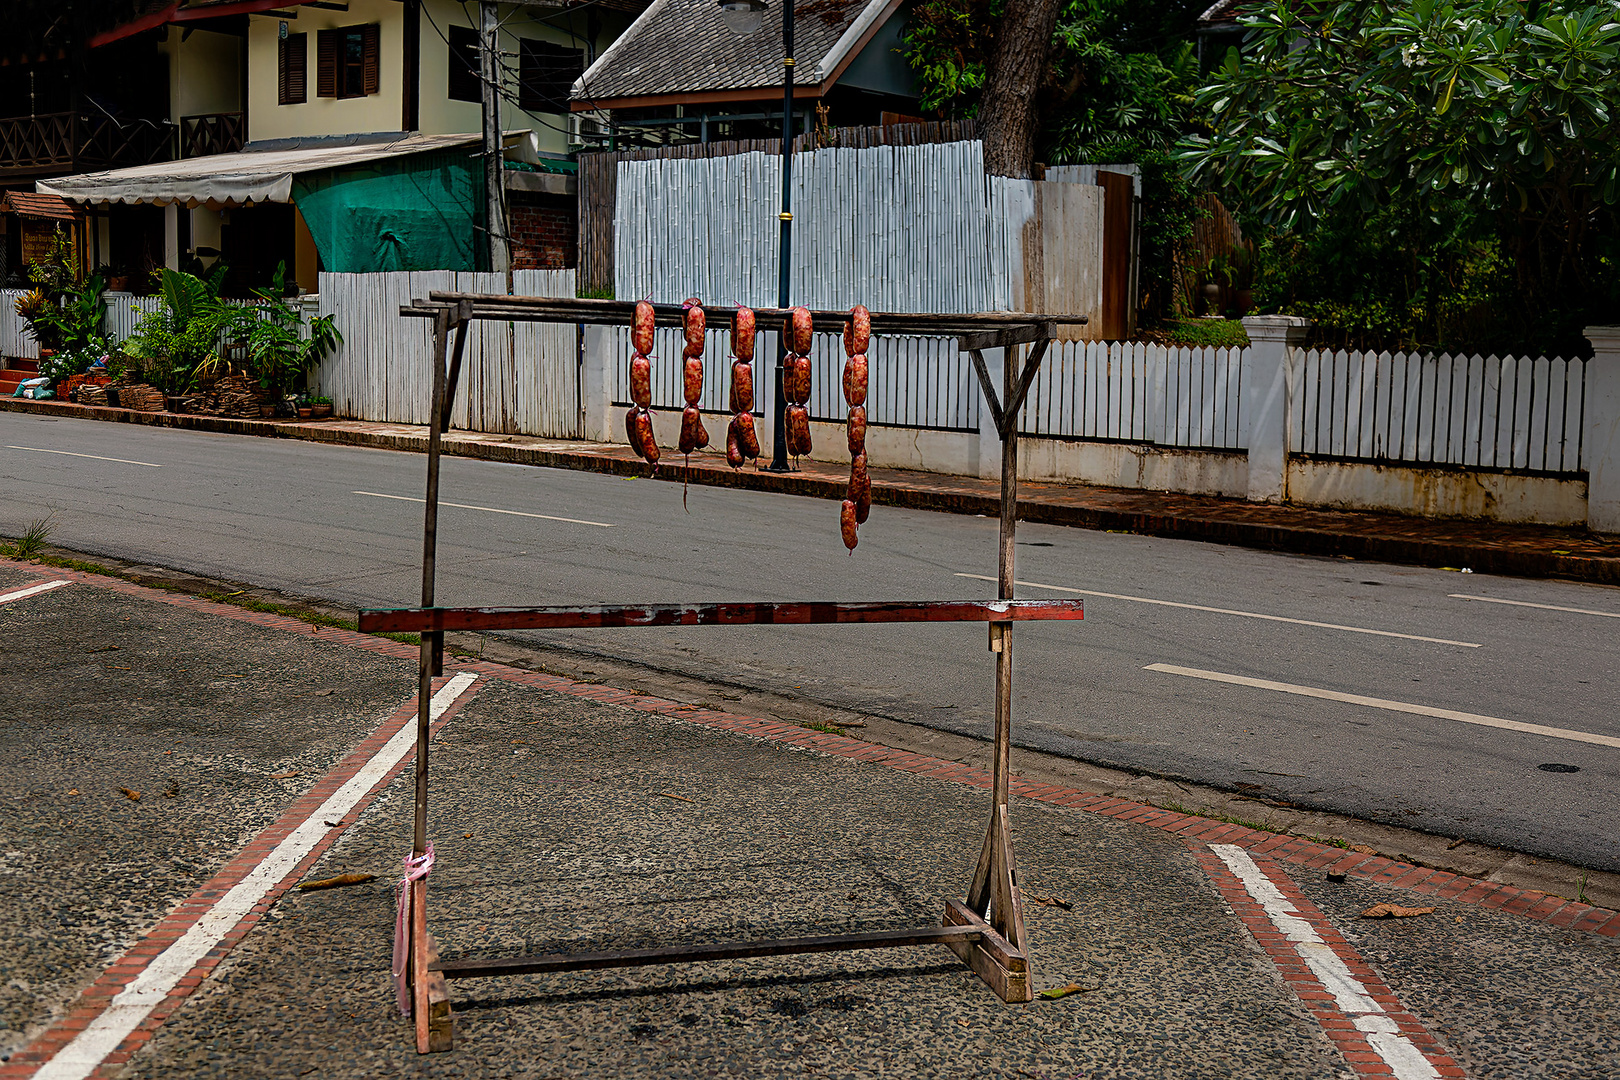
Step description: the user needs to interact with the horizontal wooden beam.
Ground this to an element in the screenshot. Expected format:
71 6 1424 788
432 925 984 979
400 294 1085 335
358 598 1083 634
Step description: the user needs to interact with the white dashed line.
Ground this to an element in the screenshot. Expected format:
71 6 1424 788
955 573 1479 647
1451 592 1620 619
1146 663 1620 750
354 490 615 527
7 445 163 467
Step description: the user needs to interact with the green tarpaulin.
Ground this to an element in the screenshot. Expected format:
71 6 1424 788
292 148 485 273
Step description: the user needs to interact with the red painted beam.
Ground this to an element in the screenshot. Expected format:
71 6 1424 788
88 1 314 49
357 599 1084 634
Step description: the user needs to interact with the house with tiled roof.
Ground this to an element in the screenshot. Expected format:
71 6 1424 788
570 0 920 145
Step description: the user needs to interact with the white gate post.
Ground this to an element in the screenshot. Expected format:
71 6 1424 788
580 324 616 442
1583 326 1620 532
1240 315 1310 503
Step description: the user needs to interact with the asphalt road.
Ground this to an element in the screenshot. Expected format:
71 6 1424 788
5 411 1618 872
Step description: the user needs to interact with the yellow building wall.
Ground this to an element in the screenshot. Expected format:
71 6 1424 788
161 27 244 119
247 0 407 142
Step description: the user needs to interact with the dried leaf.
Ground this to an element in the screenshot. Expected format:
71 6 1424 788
1360 904 1435 919
268 772 299 780
1039 983 1097 1000
119 787 141 802
1029 894 1073 910
296 873 376 892
66 788 80 796
1350 844 1379 855
1447 837 1466 850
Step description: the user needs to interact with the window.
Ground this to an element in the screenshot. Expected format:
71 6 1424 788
518 40 584 113
447 24 480 103
278 33 307 105
316 24 380 99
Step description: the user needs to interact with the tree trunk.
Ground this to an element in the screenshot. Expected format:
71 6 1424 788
978 0 1062 178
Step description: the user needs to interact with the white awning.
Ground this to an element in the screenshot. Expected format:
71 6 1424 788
35 132 486 208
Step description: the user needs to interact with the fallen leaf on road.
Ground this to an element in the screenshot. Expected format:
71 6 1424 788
464 832 473 838
296 873 376 892
658 792 695 803
66 789 79 796
1350 844 1378 855
1029 894 1074 910
1360 904 1435 919
1040 983 1097 1000
1447 837 1466 850
268 772 299 780
119 788 140 801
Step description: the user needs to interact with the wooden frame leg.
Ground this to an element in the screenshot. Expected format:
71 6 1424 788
410 878 454 1052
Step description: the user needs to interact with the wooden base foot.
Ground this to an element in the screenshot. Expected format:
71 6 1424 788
942 899 1032 1003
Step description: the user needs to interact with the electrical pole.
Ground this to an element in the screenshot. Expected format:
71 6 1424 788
479 1 510 276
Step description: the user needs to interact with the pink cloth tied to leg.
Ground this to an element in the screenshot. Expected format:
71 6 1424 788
392 843 435 1016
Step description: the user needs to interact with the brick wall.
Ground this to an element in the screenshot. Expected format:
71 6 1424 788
509 191 577 271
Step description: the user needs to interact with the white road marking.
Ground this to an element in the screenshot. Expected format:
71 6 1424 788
954 573 1479 648
354 490 615 528
1210 845 1440 1080
1147 663 1620 750
0 579 70 605
7 445 162 467
33 672 480 1080
1452 592 1620 619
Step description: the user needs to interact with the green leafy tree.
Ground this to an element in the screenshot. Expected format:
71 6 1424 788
1180 0 1620 349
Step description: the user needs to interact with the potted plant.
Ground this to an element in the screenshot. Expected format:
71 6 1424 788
245 263 341 410
120 265 255 403
310 394 334 419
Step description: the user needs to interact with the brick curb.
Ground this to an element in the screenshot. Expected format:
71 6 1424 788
7 395 1619 585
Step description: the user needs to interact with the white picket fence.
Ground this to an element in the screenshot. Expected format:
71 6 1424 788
1292 348 1587 473
0 289 40 360
312 269 579 437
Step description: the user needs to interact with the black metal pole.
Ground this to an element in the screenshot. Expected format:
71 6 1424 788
767 0 794 471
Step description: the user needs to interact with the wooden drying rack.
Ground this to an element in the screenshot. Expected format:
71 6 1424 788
360 294 1086 1051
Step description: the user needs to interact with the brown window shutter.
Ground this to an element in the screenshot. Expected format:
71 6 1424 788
316 28 337 97
279 34 307 105
362 24 381 95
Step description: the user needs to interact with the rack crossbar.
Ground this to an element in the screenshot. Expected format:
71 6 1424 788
359 598 1083 634
432 926 986 979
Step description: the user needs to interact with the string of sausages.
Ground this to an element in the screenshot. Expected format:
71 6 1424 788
726 307 761 468
841 305 871 552
626 300 660 469
676 300 711 509
783 306 814 460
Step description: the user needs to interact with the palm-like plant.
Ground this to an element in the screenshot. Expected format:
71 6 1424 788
245 263 341 400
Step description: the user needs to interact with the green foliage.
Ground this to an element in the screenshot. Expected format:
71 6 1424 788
122 267 255 395
37 335 112 386
17 229 104 351
1180 0 1620 350
1158 318 1250 348
245 263 342 399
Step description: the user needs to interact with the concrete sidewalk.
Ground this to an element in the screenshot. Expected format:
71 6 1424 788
6 394 1619 585
3 560 1617 1078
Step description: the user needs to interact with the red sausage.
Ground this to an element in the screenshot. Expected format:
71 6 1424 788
842 354 867 408
683 299 705 347
683 356 704 407
678 405 709 454
627 406 659 465
851 451 871 523
735 410 760 458
788 307 813 354
844 305 870 357
733 307 756 362
847 404 867 456
840 499 858 552
725 422 744 468
630 353 652 409
786 404 812 456
633 301 655 356
729 361 754 414
786 354 811 406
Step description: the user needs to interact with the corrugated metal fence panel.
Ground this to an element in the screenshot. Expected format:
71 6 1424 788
614 142 1000 314
510 268 580 437
1018 340 1243 449
316 271 448 424
0 290 40 359
1291 348 1587 474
